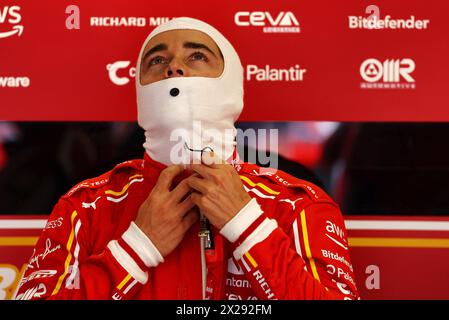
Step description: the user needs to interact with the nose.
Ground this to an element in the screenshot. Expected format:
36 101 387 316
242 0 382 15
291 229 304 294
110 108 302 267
166 58 186 78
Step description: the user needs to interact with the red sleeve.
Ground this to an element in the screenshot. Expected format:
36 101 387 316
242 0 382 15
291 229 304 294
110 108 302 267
232 202 359 300
14 198 150 300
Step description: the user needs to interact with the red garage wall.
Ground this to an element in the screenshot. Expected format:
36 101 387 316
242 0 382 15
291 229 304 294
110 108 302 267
1 1 448 121
1 216 449 300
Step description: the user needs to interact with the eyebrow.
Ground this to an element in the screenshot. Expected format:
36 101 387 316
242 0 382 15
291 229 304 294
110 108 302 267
142 41 220 62
142 43 168 62
183 41 218 58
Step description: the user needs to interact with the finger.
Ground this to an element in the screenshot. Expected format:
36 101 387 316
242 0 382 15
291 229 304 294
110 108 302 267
190 191 203 207
202 152 236 179
182 208 199 231
170 178 192 203
176 194 195 215
201 151 225 167
155 165 184 191
202 151 227 168
190 164 214 179
186 176 211 195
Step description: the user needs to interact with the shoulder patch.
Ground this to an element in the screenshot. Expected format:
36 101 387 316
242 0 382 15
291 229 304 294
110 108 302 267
63 159 143 198
240 162 335 204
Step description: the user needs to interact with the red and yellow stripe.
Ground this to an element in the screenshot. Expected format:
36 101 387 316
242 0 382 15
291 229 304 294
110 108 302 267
244 252 258 269
51 210 78 296
300 209 321 283
0 237 38 246
239 175 280 195
117 274 132 291
105 174 143 196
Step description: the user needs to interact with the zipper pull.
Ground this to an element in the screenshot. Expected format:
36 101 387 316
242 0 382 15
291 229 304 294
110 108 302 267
198 215 213 250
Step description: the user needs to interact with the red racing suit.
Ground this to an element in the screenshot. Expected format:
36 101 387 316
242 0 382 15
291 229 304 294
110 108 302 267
15 153 359 300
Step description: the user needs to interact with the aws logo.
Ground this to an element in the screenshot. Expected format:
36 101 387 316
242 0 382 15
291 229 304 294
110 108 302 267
0 6 23 39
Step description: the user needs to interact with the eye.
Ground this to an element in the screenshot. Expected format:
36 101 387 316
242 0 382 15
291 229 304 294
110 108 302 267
149 56 167 66
189 51 208 62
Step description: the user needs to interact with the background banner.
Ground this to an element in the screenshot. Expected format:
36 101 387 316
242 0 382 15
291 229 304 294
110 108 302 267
1 0 449 121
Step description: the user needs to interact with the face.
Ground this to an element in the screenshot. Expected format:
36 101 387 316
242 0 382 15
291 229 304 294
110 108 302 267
139 29 225 85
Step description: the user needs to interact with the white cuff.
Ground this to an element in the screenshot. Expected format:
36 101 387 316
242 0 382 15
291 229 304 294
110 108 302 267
220 198 263 243
107 240 148 284
233 218 278 260
122 222 164 268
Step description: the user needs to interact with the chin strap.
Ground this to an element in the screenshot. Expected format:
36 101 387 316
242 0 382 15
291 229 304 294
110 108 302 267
184 142 213 155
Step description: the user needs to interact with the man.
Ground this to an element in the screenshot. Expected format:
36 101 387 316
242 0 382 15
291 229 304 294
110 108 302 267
15 17 359 300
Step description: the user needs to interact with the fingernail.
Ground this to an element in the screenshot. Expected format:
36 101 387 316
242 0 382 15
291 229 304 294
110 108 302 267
202 152 214 166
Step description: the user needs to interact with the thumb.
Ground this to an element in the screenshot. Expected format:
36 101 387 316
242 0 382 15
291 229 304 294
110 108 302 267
201 151 225 167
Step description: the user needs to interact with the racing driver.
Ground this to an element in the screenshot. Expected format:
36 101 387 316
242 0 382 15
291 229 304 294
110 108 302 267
15 17 359 300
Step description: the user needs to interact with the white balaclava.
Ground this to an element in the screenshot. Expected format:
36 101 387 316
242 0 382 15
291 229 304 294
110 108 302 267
136 17 244 165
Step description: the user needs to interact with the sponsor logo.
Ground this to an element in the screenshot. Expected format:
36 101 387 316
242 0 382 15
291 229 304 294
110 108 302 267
326 220 346 241
326 264 356 287
27 239 62 269
251 169 297 186
253 270 275 299
19 270 57 286
0 5 23 39
82 196 101 210
226 276 251 289
325 220 348 250
360 58 416 89
107 60 135 86
332 278 357 298
235 11 300 33
348 5 430 30
0 76 30 87
148 17 173 27
112 292 123 300
246 64 306 82
326 234 348 250
44 217 63 230
67 178 109 196
305 185 318 199
279 197 303 211
16 283 46 300
321 249 353 272
226 293 258 300
335 281 352 295
90 16 173 27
